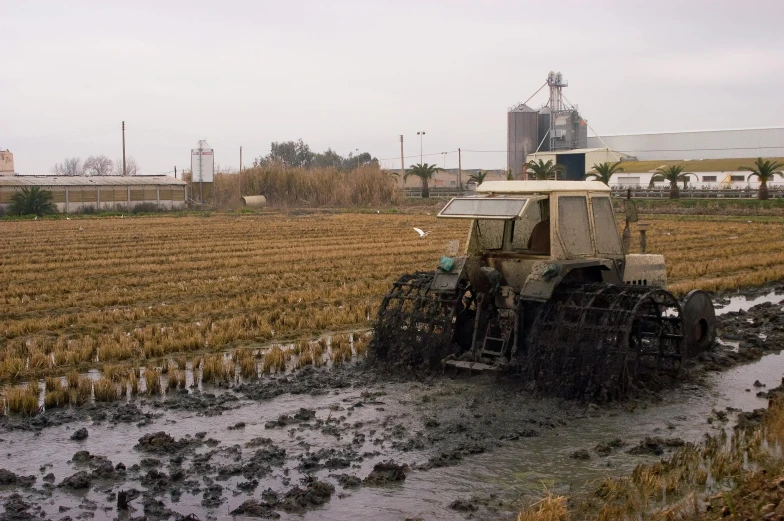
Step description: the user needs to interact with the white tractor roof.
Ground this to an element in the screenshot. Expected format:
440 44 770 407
477 180 610 194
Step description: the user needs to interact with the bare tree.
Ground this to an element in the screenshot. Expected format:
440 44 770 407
113 156 140 176
51 157 84 176
83 155 113 176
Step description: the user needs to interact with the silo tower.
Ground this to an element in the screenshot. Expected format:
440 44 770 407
190 140 214 203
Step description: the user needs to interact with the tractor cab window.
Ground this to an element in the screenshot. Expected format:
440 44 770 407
475 220 505 250
557 195 593 256
511 198 550 254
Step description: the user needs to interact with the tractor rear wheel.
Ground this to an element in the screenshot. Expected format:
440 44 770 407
370 272 468 369
527 283 684 401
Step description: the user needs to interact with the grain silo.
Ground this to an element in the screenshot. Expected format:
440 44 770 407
190 140 214 203
507 103 539 178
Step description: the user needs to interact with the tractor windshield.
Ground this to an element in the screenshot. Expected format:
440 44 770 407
459 197 551 254
439 197 530 219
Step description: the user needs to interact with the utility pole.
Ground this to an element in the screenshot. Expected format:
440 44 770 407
458 148 463 195
121 121 127 176
239 146 243 173
399 135 404 177
174 166 177 179
238 146 242 201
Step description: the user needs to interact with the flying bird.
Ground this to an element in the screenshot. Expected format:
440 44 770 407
413 227 431 239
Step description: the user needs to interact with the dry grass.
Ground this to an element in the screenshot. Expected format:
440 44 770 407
235 349 257 378
167 369 185 389
262 346 287 374
93 376 122 402
329 335 353 366
201 355 222 383
6 381 39 415
44 376 69 408
516 492 569 521
1 213 783 382
144 368 161 396
516 396 784 521
128 372 139 395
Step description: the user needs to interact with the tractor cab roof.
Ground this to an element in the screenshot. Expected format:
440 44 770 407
476 180 610 194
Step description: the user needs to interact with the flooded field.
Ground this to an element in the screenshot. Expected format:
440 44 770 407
1 289 783 520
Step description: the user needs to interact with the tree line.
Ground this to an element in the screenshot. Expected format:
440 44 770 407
252 139 379 171
51 155 141 176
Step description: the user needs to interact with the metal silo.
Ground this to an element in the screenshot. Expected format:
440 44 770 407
537 109 551 152
507 103 539 178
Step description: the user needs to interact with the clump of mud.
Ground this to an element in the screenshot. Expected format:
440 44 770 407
0 470 35 488
364 461 408 484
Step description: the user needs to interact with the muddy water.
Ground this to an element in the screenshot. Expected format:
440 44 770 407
1 291 784 520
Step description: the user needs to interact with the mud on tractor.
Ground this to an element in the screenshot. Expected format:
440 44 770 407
370 181 716 400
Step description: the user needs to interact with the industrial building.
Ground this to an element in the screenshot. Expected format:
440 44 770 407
0 175 188 213
507 72 588 178
526 148 625 180
587 127 784 161
508 73 784 179
0 149 14 175
399 169 507 189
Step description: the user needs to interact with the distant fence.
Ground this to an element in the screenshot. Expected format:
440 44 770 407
403 187 467 198
610 187 784 199
402 186 784 199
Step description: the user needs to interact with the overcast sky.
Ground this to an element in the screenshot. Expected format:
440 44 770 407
1 0 782 175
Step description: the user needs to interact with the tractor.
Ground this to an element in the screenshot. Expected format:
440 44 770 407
370 180 716 400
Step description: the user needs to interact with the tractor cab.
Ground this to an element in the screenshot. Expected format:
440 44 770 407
437 181 626 294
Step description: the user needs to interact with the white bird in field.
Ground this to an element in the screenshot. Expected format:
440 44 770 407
121 214 124 219
66 217 71 220
413 227 431 239
78 226 84 231
34 216 38 220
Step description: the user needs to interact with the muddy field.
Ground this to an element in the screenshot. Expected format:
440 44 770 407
1 285 783 520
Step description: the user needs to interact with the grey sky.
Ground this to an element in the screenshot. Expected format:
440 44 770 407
2 0 782 175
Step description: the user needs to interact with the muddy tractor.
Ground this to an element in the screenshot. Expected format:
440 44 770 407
371 181 716 400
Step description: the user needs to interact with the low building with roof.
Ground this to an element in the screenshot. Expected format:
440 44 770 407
0 175 188 213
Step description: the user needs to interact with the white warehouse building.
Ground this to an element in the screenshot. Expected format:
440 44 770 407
587 127 784 161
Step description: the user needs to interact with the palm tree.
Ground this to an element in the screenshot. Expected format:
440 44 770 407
739 158 784 200
9 187 57 216
584 162 624 185
648 165 696 199
404 163 440 198
525 159 565 180
468 171 488 186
